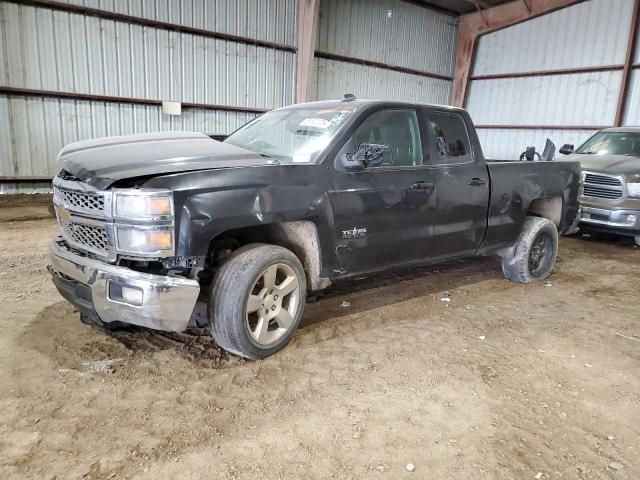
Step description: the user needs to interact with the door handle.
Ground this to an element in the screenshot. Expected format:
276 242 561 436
411 181 435 191
469 177 487 186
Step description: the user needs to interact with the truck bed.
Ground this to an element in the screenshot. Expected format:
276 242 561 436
481 160 581 252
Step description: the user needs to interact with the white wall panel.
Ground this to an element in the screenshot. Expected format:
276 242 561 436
474 0 634 75
0 95 257 178
317 0 457 77
314 58 452 105
314 0 456 104
60 0 297 47
0 0 292 192
467 71 622 127
476 128 597 160
1 3 295 110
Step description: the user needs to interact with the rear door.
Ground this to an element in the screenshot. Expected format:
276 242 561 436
422 108 490 257
328 108 438 274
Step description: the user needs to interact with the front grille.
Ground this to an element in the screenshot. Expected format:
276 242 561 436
54 187 105 213
582 172 624 201
584 173 622 186
58 218 109 254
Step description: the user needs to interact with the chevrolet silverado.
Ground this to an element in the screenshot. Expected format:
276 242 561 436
48 99 581 359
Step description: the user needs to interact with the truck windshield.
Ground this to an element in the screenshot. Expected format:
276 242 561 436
576 132 640 157
224 107 354 163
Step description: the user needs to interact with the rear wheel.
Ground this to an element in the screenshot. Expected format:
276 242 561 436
502 216 558 283
208 244 306 359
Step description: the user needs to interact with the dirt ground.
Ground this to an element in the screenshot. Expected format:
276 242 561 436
0 217 639 480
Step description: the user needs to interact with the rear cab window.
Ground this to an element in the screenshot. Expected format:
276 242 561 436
423 110 473 165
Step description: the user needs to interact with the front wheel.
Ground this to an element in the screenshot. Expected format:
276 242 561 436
635 235 640 247
208 244 306 359
502 216 559 283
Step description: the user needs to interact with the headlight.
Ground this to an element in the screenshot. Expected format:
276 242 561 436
114 190 173 220
627 182 640 198
111 189 175 256
116 227 174 255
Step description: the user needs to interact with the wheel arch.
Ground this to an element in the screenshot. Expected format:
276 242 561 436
526 196 563 227
206 220 330 291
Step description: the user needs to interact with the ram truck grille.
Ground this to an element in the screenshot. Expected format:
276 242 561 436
581 172 625 201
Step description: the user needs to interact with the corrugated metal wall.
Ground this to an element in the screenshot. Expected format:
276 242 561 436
313 58 452 104
473 1 632 75
59 0 297 46
468 72 622 127
0 0 296 192
313 0 457 104
467 0 638 160
0 95 255 179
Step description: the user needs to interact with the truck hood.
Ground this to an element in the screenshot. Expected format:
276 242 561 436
57 131 273 189
565 153 640 179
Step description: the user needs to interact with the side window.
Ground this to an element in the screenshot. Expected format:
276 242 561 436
425 111 472 165
345 109 423 167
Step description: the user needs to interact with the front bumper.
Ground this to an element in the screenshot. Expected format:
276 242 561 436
48 237 200 332
579 206 640 236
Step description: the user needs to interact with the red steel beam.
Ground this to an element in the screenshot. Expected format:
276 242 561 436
451 0 585 107
475 124 608 131
471 64 624 81
314 51 454 82
0 87 268 114
296 0 320 103
401 0 460 17
0 176 53 182
614 0 640 126
459 0 494 10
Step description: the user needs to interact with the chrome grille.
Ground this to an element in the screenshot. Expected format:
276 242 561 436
581 171 624 201
58 218 109 254
53 176 114 260
54 187 105 214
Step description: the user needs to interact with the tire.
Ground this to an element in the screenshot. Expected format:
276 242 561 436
208 244 307 359
501 216 559 283
635 235 640 247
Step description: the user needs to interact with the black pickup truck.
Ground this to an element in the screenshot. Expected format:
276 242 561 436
49 99 581 359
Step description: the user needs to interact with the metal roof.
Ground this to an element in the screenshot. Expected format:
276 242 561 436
410 0 514 16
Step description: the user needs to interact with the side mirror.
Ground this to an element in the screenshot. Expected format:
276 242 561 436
208 134 228 142
559 144 574 155
341 143 390 171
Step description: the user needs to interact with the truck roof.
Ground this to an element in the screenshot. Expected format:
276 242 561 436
279 98 466 114
601 127 640 133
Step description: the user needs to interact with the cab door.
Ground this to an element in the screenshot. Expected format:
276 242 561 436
328 108 437 275
422 108 489 257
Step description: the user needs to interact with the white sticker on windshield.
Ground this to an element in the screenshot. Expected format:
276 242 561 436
300 118 332 129
330 111 349 125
